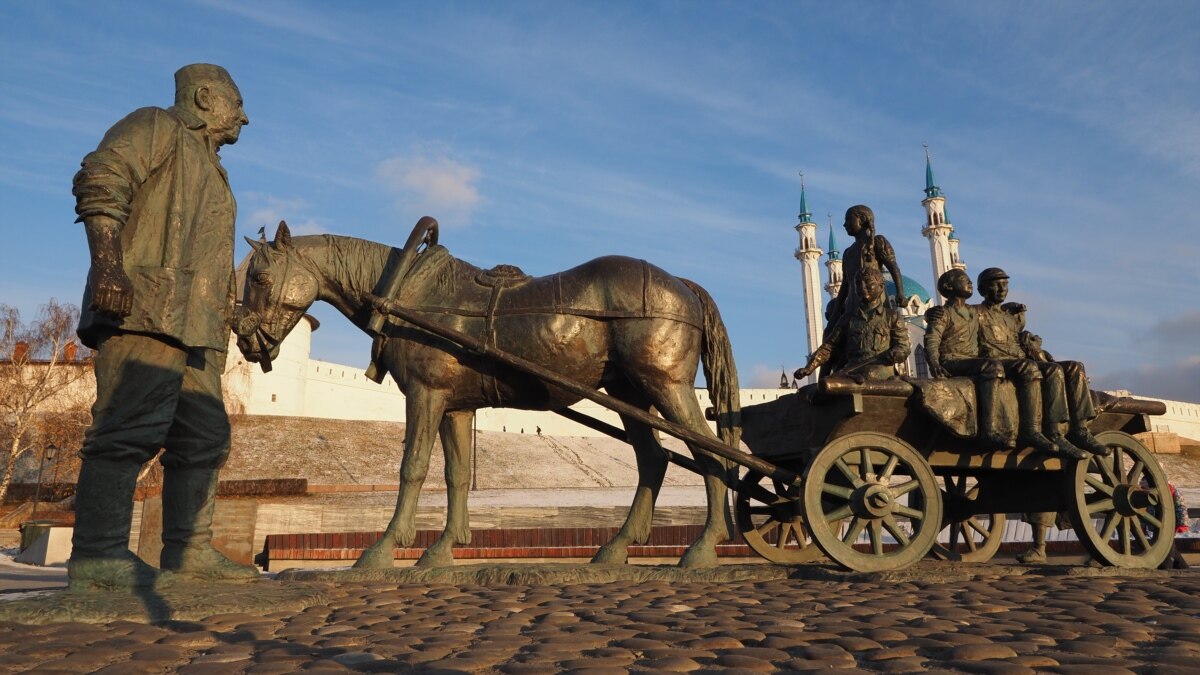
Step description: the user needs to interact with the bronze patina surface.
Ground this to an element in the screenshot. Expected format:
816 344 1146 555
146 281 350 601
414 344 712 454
238 221 742 571
68 64 257 591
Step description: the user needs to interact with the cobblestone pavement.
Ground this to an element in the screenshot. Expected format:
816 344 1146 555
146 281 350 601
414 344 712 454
2 568 1200 674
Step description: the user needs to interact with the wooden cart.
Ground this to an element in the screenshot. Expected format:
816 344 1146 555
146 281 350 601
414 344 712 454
733 377 1174 572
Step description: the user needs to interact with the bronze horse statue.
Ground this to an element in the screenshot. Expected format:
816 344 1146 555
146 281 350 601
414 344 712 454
237 220 741 568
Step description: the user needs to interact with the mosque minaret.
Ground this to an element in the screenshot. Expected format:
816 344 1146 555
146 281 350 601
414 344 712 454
823 216 843 303
920 145 959 304
793 174 824 376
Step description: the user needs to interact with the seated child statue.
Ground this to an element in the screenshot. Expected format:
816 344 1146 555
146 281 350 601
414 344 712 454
794 266 910 383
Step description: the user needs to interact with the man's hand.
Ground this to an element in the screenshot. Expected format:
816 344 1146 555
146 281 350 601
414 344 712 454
928 360 950 378
90 264 134 318
1002 301 1027 315
83 215 133 318
793 364 815 380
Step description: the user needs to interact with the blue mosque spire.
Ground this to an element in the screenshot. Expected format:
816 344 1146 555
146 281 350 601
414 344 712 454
798 172 813 223
924 144 944 199
827 214 841 260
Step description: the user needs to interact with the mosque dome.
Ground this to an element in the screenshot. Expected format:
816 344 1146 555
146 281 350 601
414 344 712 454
885 275 932 303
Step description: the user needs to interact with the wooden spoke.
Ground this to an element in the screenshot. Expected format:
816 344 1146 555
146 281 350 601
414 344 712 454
756 519 781 536
1112 449 1126 484
825 503 854 524
835 457 863 488
1136 509 1163 530
894 504 925 520
822 483 855 500
1120 518 1132 555
861 448 875 479
842 516 866 545
1126 460 1145 485
892 479 919 497
879 454 899 481
1099 512 1119 541
1087 498 1115 515
882 515 910 547
1094 455 1119 488
869 519 884 555
743 482 780 505
967 517 990 539
963 528 979 552
1132 522 1152 551
1084 474 1115 496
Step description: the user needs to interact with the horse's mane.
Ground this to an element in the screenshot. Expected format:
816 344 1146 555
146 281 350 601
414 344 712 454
299 234 394 299
304 233 483 300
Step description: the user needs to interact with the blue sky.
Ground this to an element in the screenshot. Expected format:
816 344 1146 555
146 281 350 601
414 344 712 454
2 2 1198 400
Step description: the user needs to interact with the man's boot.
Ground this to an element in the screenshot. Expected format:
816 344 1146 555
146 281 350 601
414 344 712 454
1067 423 1111 456
976 378 1013 448
1016 384 1084 459
159 468 259 581
68 459 159 591
1017 522 1049 563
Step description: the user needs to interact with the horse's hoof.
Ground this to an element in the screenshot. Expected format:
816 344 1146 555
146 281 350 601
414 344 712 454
352 544 395 569
678 545 719 569
590 544 629 565
415 545 454 568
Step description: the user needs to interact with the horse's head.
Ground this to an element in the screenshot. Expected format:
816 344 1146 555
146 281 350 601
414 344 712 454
236 220 319 371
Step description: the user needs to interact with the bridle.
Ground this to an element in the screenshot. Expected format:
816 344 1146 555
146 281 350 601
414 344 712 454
240 242 318 372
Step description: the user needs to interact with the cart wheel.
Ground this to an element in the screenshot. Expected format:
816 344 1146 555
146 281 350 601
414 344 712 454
734 469 822 564
1066 431 1174 568
802 432 942 572
929 475 1006 562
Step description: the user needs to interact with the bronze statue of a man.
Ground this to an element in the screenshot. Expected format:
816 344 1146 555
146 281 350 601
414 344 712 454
795 266 910 382
976 267 1108 457
68 64 256 589
923 269 1008 447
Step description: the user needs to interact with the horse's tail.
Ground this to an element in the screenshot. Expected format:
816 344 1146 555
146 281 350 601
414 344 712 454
679 278 741 449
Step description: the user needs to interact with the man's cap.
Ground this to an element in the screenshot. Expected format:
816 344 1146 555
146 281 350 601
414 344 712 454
977 267 1009 286
175 64 235 91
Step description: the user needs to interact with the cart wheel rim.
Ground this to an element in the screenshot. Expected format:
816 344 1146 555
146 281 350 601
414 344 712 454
930 475 1006 562
735 469 822 564
802 432 942 572
1067 431 1174 568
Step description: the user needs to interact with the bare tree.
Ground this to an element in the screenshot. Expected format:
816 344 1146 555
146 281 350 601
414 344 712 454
0 300 94 505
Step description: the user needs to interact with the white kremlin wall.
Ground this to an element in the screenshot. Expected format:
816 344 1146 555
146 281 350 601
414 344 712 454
222 317 793 436
223 316 1200 443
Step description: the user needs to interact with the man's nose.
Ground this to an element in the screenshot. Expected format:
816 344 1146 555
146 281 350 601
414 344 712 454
241 112 250 126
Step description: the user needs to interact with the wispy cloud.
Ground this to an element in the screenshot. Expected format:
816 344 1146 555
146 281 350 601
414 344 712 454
376 148 483 226
240 193 326 237
191 0 349 44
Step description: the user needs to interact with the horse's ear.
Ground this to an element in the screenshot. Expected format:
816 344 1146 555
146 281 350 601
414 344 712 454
244 236 264 251
274 220 293 249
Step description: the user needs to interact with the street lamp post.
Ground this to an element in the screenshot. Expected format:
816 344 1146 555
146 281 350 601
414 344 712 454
29 443 56 522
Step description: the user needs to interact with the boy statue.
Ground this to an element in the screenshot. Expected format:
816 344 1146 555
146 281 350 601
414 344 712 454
923 269 1009 448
